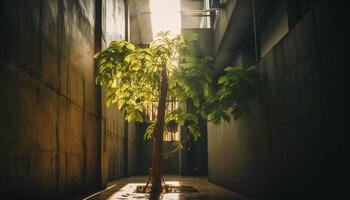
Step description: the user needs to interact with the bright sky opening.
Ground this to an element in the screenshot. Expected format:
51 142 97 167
150 0 181 39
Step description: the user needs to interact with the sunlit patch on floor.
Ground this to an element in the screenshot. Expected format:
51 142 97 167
87 176 249 200
105 181 199 200
135 185 198 193
106 183 149 200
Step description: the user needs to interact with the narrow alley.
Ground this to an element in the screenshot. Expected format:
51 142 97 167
0 0 349 199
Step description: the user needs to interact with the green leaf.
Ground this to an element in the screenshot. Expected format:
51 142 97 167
218 76 229 84
144 122 155 140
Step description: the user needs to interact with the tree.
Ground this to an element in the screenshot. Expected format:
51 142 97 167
94 32 258 194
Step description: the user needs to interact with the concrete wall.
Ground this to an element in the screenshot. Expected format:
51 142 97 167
260 0 289 57
180 0 205 29
100 0 128 182
100 0 141 179
213 0 237 53
212 0 256 70
208 1 349 198
129 0 152 45
128 121 140 175
0 0 128 198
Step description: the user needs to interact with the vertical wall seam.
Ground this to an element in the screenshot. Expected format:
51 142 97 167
94 0 103 188
55 0 62 194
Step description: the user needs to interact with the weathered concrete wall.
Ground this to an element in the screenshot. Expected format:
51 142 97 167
259 0 289 57
100 0 140 180
100 0 128 182
212 0 274 71
0 0 128 198
213 0 236 52
129 0 152 45
208 1 349 198
180 0 204 29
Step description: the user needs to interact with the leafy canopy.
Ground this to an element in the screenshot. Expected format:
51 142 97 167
95 31 258 140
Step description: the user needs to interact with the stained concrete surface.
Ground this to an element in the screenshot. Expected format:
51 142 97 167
74 176 250 200
208 1 349 198
0 0 133 198
0 0 100 198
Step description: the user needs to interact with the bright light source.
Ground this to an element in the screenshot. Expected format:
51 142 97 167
150 0 181 38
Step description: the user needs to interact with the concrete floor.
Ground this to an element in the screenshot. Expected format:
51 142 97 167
78 175 250 200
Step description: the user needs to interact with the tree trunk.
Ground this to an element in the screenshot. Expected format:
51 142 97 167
150 66 168 193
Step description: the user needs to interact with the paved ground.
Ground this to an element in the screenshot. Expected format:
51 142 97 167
78 175 250 200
